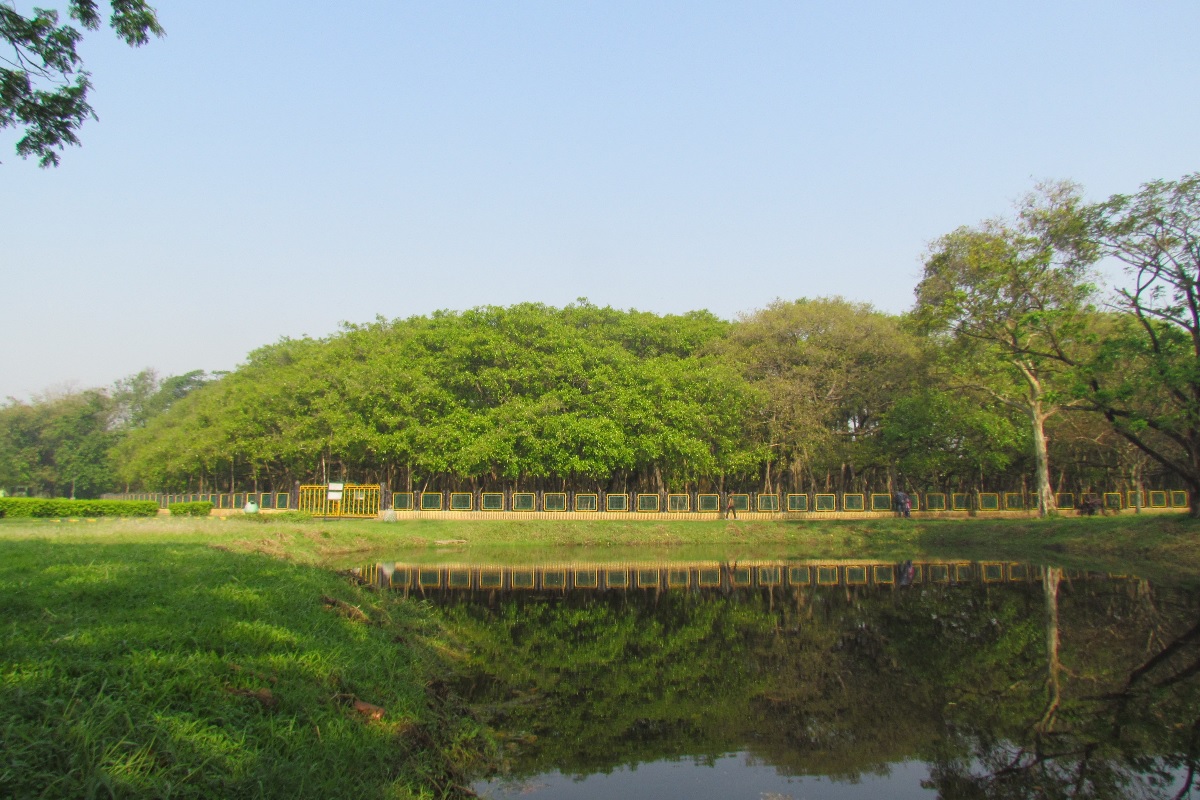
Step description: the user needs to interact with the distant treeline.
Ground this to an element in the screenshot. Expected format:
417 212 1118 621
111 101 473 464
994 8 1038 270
0 299 1176 501
3 173 1198 513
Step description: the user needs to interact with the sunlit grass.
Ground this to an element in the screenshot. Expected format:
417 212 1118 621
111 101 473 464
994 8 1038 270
0 532 491 799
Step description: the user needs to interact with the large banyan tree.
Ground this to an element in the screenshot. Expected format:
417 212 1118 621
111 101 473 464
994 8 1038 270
114 302 767 494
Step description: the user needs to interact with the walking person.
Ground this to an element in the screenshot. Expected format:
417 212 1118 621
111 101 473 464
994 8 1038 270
725 493 737 520
894 490 911 519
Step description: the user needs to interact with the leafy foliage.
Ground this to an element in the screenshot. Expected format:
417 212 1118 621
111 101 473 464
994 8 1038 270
1080 174 1200 509
1 1 163 166
719 297 924 492
915 184 1099 514
114 302 767 493
0 370 209 498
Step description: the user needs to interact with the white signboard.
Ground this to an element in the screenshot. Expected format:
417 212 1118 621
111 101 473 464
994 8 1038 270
327 482 344 501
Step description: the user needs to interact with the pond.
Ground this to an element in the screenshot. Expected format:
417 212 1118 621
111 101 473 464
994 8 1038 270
355 557 1200 799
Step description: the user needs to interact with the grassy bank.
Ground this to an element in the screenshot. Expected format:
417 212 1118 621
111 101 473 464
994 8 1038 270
7 511 1189 576
3 512 1198 797
0 530 491 799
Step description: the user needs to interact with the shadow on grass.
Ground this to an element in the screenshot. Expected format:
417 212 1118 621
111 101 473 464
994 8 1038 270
0 538 489 799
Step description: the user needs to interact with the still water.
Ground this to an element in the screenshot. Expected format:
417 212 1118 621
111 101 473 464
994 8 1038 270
358 558 1200 799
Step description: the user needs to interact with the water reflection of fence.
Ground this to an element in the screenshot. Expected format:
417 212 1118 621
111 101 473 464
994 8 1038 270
356 560 1114 593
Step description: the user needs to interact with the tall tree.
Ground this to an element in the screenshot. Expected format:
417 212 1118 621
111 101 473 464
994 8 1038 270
1083 173 1200 514
0 388 117 497
915 185 1097 516
722 297 921 493
1 0 163 166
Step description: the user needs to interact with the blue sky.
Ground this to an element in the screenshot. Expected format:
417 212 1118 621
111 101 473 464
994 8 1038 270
2 1 1197 399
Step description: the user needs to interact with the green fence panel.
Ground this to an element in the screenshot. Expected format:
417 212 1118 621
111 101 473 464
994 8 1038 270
420 492 443 511
786 494 809 512
544 493 567 512
637 494 660 512
606 494 629 512
698 494 720 512
843 494 865 512
925 493 946 511
481 493 504 511
574 494 598 511
513 493 536 512
757 495 779 512
814 494 836 512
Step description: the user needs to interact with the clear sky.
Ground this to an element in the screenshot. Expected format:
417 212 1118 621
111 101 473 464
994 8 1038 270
2 1 1197 400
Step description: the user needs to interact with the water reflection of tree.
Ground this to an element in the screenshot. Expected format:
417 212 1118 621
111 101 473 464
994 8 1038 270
441 589 777 776
432 574 1200 796
922 575 1200 799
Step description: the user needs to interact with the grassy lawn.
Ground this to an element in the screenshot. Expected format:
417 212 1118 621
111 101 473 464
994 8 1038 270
0 522 491 799
2 511 1198 798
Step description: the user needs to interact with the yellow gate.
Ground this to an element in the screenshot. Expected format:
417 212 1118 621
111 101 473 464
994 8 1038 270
297 484 381 517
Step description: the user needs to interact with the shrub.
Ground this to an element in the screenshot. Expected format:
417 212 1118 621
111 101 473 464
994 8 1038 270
168 501 214 517
0 498 159 518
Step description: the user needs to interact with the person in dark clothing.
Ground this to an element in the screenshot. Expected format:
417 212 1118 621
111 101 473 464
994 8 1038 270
725 494 737 519
894 490 911 518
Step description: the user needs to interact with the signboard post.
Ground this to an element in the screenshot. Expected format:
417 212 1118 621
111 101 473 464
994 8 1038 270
325 482 343 520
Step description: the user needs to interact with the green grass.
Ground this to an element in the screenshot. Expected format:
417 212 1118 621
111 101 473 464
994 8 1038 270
3 511 1198 798
99 511 1196 580
0 528 491 799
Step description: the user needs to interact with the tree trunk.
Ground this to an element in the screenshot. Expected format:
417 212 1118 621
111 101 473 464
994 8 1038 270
1030 402 1056 517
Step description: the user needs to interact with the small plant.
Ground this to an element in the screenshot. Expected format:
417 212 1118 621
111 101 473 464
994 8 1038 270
168 501 214 517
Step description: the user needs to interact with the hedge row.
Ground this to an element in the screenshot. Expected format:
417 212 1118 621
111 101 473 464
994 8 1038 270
0 498 160 518
168 501 214 517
